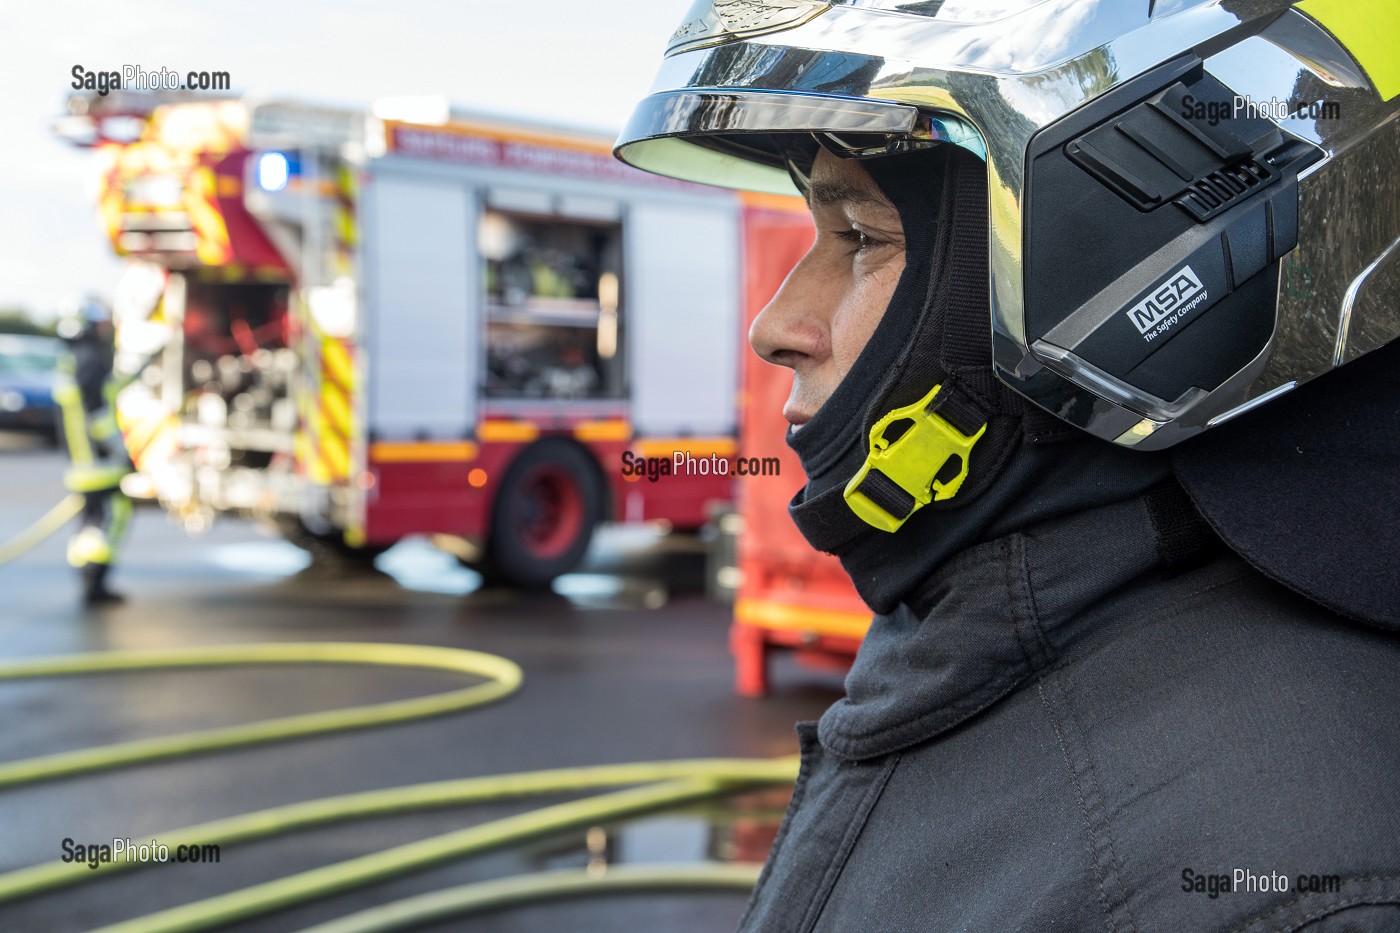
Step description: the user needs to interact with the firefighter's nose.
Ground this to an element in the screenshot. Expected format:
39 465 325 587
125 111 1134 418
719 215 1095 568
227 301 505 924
749 253 829 368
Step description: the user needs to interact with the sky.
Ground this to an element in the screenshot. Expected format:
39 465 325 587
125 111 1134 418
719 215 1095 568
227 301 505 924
0 0 688 316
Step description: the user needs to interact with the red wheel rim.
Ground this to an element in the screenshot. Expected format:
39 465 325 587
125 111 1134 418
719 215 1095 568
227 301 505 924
513 464 585 560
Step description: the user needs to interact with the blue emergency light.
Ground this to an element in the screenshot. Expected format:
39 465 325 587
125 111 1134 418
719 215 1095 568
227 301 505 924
257 151 296 192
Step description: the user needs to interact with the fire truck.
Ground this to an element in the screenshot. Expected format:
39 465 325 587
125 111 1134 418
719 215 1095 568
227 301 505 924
59 91 790 586
62 90 870 686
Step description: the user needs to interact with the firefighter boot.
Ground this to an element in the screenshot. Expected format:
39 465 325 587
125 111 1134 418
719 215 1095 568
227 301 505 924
81 563 124 606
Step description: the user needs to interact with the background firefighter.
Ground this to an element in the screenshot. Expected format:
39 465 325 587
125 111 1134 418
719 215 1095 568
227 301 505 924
53 298 134 604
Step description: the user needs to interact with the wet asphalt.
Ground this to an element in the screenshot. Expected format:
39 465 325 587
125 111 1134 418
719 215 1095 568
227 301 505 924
0 432 843 932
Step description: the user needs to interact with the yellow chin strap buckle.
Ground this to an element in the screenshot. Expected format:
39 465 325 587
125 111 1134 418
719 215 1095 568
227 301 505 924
843 383 987 533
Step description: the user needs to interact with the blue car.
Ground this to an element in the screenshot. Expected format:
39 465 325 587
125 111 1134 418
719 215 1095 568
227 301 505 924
0 334 61 441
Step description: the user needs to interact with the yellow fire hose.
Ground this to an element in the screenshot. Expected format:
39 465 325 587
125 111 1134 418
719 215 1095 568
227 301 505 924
295 863 766 933
0 493 84 567
0 642 799 931
0 642 524 789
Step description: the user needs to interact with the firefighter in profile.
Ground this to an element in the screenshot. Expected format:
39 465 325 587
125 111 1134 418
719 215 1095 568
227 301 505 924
615 0 1400 928
53 297 133 605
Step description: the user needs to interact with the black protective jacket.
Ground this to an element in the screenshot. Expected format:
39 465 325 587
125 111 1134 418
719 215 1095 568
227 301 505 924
737 483 1400 932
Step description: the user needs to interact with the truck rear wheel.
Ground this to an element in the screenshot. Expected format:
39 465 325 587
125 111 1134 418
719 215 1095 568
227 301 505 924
481 439 602 588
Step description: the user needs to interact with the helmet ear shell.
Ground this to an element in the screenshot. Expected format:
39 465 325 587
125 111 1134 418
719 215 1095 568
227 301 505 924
1019 58 1322 449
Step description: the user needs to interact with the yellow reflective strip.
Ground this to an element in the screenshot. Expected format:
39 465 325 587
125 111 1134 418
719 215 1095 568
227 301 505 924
320 438 350 480
477 421 540 443
335 209 356 247
306 406 329 483
734 598 872 640
321 383 352 438
337 167 359 247
1297 0 1400 101
635 437 737 459
186 167 232 265
68 527 113 567
321 338 353 391
307 457 332 484
308 394 350 482
296 397 315 472
64 466 130 493
369 441 479 463
574 420 632 443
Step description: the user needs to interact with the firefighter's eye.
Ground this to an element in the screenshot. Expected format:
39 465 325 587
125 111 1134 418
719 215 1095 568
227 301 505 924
835 228 871 253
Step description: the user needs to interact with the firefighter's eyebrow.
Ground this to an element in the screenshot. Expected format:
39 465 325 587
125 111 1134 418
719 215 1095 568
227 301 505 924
805 180 891 211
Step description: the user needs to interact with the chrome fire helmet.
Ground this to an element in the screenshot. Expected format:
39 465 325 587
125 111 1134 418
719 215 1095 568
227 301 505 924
615 0 1400 451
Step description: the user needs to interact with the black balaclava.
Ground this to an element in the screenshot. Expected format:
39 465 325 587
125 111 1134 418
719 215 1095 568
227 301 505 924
786 144 1176 615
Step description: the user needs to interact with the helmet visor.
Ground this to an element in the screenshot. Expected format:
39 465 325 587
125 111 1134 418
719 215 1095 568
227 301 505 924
614 88 925 195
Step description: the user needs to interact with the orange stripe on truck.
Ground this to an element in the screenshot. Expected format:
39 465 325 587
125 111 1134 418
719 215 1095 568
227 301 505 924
370 441 480 463
635 437 737 459
477 421 540 443
573 420 632 443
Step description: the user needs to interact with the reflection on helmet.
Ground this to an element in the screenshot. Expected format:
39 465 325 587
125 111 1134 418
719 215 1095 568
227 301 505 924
614 0 1400 450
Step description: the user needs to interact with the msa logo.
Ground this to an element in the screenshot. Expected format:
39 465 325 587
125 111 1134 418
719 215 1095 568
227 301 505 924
1127 266 1206 335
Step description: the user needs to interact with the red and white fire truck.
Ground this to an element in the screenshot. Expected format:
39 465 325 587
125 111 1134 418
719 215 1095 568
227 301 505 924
60 91 799 586
62 90 870 685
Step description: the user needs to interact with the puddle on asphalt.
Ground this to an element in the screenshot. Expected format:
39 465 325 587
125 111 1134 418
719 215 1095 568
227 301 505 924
203 527 682 610
524 789 791 875
202 540 313 577
376 539 482 595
